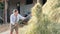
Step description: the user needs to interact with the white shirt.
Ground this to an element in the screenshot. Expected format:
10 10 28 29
10 14 25 25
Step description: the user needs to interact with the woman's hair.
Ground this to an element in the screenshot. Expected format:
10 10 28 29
13 9 18 13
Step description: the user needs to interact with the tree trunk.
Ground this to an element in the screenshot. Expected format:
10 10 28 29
4 0 8 23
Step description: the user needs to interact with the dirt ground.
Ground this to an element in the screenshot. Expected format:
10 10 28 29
0 23 10 33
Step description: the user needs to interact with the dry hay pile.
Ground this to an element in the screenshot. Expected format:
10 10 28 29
26 0 60 34
43 0 60 23
26 3 42 34
19 0 60 34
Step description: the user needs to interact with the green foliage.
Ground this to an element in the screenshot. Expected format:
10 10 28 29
0 2 4 9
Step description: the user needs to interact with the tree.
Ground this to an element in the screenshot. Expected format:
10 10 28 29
4 0 8 23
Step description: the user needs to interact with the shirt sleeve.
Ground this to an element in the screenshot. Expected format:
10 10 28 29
10 15 15 25
19 14 26 20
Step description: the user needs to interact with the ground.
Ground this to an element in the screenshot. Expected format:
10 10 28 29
0 23 30 34
0 23 9 33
